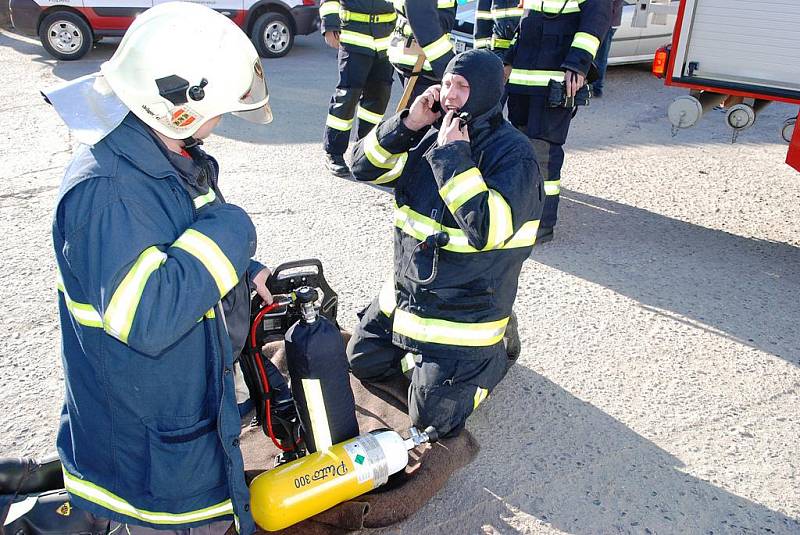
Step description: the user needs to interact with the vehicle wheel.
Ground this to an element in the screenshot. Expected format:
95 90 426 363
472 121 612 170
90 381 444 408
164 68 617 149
251 12 294 58
39 11 92 61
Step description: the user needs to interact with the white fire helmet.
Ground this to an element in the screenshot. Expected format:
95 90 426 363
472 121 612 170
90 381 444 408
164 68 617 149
100 1 272 140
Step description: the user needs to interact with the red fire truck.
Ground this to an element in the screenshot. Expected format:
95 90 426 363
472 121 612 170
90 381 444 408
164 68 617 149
637 0 800 172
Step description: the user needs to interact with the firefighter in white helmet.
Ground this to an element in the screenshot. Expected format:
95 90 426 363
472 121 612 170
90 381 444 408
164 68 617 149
45 3 272 533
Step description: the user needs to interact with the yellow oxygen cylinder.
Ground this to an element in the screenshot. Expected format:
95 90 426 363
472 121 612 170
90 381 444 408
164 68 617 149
250 427 436 531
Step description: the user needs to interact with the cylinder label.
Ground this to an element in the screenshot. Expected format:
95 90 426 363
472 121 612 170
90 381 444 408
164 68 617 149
344 439 373 484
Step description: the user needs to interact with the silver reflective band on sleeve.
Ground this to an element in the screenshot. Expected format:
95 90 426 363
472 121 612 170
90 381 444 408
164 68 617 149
572 32 600 57
302 378 333 451
543 179 560 196
394 309 509 347
475 9 493 19
508 69 565 87
474 38 491 49
326 113 354 131
171 229 239 298
473 387 489 409
193 189 216 209
400 352 416 373
379 278 397 316
57 274 103 328
439 167 487 213
422 34 453 62
62 469 234 525
104 246 167 343
357 105 383 125
319 1 340 16
486 190 514 248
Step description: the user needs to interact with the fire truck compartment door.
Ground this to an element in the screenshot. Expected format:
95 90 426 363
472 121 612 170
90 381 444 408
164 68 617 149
672 0 800 96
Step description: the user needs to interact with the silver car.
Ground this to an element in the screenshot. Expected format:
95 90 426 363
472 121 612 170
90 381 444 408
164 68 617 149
451 0 675 65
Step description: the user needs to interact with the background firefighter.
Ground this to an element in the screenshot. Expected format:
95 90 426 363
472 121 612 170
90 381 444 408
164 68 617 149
473 0 523 59
344 50 543 438
504 0 610 243
45 3 274 532
388 0 458 104
320 0 396 177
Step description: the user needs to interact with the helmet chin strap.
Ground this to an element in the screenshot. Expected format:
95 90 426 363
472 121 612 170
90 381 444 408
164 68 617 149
181 136 203 149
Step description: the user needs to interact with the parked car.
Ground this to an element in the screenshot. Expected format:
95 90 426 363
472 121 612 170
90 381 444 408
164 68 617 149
451 0 676 65
9 0 320 60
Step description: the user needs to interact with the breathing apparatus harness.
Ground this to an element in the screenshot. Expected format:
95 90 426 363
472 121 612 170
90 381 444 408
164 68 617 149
241 259 340 461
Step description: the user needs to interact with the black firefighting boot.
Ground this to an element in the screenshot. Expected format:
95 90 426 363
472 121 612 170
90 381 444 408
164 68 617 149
324 153 351 178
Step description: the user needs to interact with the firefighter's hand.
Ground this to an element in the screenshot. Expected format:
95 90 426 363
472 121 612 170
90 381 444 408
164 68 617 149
437 110 469 146
565 69 586 98
253 267 274 305
403 85 442 131
503 64 512 84
324 31 340 49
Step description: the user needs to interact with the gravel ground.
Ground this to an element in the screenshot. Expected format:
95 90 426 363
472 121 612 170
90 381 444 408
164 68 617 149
1 28 799 535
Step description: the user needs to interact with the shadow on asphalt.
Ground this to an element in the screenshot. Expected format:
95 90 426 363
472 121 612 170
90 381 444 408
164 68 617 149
531 190 800 367
460 365 800 534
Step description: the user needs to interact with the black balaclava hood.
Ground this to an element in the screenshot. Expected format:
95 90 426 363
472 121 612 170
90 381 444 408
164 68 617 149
443 49 505 118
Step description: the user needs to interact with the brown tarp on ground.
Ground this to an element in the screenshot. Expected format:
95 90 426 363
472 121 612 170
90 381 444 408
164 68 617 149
238 334 480 534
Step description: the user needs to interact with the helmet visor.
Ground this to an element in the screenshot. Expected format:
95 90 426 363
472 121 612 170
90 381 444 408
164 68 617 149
232 60 273 124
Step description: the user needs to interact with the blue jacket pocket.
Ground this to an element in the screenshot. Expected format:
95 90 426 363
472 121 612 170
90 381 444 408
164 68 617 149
144 415 227 499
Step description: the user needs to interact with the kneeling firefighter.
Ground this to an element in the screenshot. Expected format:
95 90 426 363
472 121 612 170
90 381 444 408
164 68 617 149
345 50 544 438
46 2 273 533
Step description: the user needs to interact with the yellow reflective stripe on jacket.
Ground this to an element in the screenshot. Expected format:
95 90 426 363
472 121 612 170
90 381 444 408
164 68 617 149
363 128 402 169
388 45 433 71
394 309 508 347
437 0 455 7
473 387 489 409
197 308 216 323
171 229 238 297
193 189 216 210
340 9 396 22
326 113 354 131
422 34 453 62
572 31 600 57
395 204 538 252
523 0 582 13
475 9 493 19
508 69 565 87
57 274 103 328
492 7 523 18
302 378 333 451
486 190 514 248
104 246 167 343
544 179 560 196
439 167 487 213
504 219 540 247
357 105 383 125
339 30 391 51
363 128 408 184
319 0 340 16
491 36 512 49
379 278 397 316
62 469 234 525
339 29 376 49
474 37 491 49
